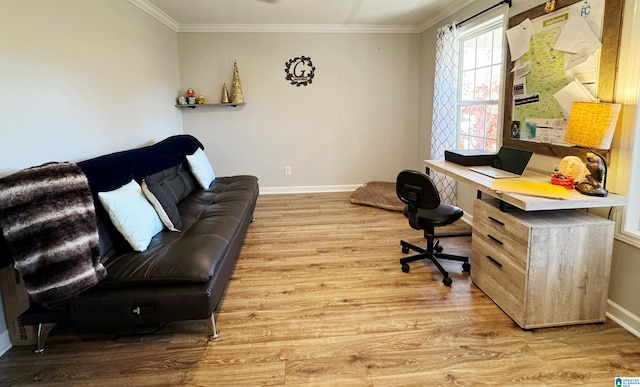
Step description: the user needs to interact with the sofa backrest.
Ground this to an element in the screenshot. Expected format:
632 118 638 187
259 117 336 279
77 135 203 261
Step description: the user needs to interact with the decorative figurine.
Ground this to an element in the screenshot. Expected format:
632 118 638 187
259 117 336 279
230 62 244 104
575 152 608 197
585 153 606 183
197 95 205 104
177 96 187 105
221 83 230 103
186 88 195 97
545 0 556 12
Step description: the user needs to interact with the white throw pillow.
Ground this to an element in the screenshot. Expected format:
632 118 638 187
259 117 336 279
98 179 164 252
186 148 215 189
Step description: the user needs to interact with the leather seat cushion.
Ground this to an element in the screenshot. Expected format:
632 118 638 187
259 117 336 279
415 203 463 227
94 175 258 289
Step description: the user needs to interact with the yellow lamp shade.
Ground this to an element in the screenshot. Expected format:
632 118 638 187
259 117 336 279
564 102 621 150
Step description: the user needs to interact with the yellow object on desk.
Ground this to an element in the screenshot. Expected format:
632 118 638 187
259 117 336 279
491 179 571 199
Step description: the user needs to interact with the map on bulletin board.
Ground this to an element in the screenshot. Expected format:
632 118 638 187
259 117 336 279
507 0 605 146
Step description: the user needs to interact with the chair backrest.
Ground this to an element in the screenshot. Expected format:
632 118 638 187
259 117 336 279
396 170 441 211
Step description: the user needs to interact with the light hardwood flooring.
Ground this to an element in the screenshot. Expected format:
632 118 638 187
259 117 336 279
0 192 638 386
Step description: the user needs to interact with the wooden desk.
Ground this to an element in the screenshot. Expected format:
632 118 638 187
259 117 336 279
425 160 627 329
425 160 627 211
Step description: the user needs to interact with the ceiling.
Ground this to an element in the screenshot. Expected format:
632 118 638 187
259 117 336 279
132 0 477 33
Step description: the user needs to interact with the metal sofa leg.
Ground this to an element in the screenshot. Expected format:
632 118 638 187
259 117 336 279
35 323 57 354
207 313 220 340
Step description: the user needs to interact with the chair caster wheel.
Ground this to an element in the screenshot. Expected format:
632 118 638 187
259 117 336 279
401 263 410 273
435 245 444 253
443 277 452 287
402 246 410 254
462 262 471 273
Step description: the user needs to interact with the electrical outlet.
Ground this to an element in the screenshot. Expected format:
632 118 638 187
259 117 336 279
284 166 292 176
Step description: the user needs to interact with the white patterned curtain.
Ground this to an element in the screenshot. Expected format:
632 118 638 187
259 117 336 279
431 23 459 205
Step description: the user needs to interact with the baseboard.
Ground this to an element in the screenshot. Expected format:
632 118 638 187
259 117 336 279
461 212 473 226
0 329 11 357
260 184 361 195
607 300 640 339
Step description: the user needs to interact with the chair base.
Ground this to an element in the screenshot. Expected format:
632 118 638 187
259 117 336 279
400 240 470 286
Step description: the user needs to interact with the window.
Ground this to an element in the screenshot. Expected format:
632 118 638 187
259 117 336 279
457 18 504 152
430 12 505 205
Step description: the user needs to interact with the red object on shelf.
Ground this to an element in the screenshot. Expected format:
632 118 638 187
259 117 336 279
550 173 575 189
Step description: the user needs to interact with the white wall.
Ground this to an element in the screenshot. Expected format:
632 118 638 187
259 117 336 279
178 32 421 191
0 0 182 354
0 0 182 175
420 0 640 335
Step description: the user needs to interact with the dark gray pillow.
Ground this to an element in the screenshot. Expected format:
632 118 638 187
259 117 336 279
141 164 196 232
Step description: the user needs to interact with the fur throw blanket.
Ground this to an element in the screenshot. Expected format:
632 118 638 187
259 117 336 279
0 162 106 308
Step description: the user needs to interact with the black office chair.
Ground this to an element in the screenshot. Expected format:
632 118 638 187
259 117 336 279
396 170 470 286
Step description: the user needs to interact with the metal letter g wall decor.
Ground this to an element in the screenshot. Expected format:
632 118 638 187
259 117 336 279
285 56 315 87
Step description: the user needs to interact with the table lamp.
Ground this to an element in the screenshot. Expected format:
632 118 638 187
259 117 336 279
564 101 621 197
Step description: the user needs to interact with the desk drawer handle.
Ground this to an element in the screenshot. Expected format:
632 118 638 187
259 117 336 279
486 255 503 268
487 234 504 245
488 216 505 226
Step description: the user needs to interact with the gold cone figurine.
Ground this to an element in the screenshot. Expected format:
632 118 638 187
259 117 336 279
221 83 230 103
230 61 244 104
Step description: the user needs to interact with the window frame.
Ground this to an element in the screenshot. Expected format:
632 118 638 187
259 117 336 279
456 15 506 152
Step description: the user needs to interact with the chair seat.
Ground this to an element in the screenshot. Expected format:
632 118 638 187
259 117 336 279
404 203 463 228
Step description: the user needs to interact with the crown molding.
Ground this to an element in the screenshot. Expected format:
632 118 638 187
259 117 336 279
178 23 419 34
128 0 180 32
416 0 495 32
127 0 470 35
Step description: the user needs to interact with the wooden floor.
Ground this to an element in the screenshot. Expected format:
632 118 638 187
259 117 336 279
1 192 638 386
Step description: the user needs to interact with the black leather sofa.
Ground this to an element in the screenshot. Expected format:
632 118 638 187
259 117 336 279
0 135 259 351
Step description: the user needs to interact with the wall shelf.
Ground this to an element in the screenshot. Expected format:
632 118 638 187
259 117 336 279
175 103 246 109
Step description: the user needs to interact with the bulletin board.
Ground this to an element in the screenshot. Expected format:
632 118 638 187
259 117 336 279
502 0 625 159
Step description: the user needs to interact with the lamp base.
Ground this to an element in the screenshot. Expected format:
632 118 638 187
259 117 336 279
575 181 608 197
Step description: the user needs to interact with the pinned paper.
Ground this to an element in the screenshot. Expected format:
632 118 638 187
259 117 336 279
511 61 531 79
506 18 532 61
554 17 601 55
513 78 527 98
565 53 590 71
553 80 596 118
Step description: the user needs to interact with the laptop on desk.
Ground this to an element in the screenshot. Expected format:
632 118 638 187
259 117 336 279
469 147 534 179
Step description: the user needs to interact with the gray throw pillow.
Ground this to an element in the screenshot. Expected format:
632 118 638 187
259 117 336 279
141 164 196 232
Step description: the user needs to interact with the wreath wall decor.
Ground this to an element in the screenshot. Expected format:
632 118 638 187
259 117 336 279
284 56 315 87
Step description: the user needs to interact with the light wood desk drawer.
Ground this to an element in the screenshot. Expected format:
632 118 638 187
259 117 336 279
471 232 526 324
472 220 527 271
474 198 530 245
